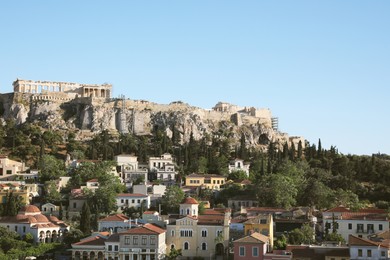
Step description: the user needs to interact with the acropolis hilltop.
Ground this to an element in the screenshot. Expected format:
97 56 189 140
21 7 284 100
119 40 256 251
1 78 304 150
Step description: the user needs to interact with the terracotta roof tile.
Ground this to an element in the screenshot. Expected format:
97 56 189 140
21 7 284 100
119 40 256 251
340 212 388 221
121 223 165 235
234 232 269 244
181 197 199 204
99 214 129 222
325 206 350 213
72 236 106 246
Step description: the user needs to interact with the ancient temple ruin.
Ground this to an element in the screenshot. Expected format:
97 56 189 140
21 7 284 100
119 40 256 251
13 79 112 100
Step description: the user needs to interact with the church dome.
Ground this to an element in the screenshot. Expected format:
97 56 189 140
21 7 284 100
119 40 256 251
20 205 41 214
48 215 59 222
34 214 49 222
181 197 199 205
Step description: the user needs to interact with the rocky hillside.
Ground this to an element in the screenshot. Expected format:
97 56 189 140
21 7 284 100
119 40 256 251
0 93 304 151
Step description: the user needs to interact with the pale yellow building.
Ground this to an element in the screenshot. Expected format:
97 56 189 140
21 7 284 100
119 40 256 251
185 174 226 190
244 214 274 249
166 197 231 259
0 183 29 204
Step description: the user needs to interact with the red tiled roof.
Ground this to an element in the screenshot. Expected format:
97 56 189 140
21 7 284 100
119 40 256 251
143 211 158 215
121 223 165 235
87 178 98 182
349 235 382 247
20 205 41 213
358 208 387 214
117 193 147 197
72 236 106 246
340 212 388 221
181 197 199 204
325 206 350 213
234 232 269 244
99 214 129 222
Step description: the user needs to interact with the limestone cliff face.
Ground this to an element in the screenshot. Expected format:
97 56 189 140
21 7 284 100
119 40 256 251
0 93 304 150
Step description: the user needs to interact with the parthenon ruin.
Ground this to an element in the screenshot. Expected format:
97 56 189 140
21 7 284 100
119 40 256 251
13 79 112 99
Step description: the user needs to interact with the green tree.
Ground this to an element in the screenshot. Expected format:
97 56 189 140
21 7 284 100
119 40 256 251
165 248 182 260
228 170 248 182
39 155 66 183
161 185 185 213
80 202 91 235
274 234 287 249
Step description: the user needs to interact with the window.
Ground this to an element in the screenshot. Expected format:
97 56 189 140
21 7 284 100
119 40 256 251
23 226 26 233
142 236 147 245
184 242 189 250
132 199 135 203
367 249 372 257
108 245 112 251
260 219 267 224
171 244 175 250
171 230 175 237
73 202 77 208
201 230 207 237
186 209 190 215
381 251 385 257
6 170 12 175
367 224 374 234
252 247 259 257
137 199 141 203
180 230 193 237
216 230 223 237
15 226 18 232
121 199 124 203
348 223 352 230
150 236 156 245
114 245 119 251
125 236 130 245
357 223 364 233
133 236 138 245
358 249 362 257
201 242 207 250
379 224 383 231
239 246 245 256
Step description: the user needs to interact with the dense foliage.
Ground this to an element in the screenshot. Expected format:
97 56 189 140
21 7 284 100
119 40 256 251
0 122 389 212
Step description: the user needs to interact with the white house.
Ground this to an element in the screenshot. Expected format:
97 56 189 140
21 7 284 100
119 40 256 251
116 193 151 212
322 209 389 243
72 224 166 260
41 203 59 216
349 235 389 259
98 214 140 233
228 158 250 177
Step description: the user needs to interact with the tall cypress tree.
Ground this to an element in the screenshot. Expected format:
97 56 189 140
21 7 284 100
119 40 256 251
317 139 322 158
80 202 91 235
297 140 303 159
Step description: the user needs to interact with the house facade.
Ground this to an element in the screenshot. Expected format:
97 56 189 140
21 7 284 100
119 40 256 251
72 223 166 260
228 159 250 177
349 235 389 260
0 155 28 180
166 197 231 259
185 174 226 190
243 214 274 249
233 232 269 260
116 193 151 212
323 212 389 243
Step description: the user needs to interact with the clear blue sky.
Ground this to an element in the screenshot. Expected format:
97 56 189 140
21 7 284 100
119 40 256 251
1 1 389 155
